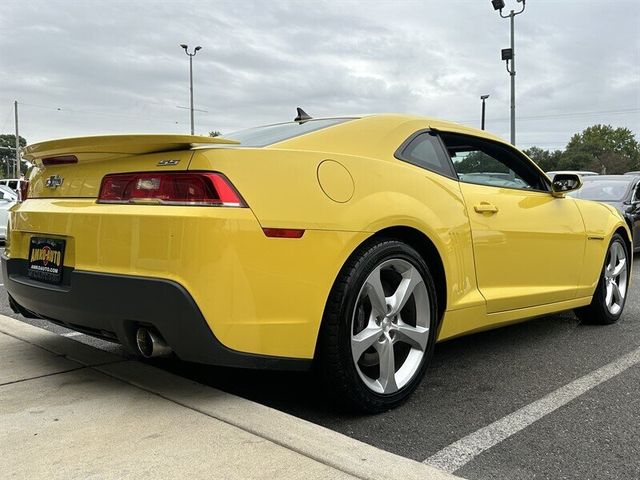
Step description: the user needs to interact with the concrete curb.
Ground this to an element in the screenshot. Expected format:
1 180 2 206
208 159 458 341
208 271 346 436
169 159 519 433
0 315 463 480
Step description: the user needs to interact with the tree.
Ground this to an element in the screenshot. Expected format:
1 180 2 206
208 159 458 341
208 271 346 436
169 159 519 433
563 124 639 174
556 150 597 172
454 151 509 174
0 134 27 179
209 131 221 137
523 146 563 172
523 124 639 174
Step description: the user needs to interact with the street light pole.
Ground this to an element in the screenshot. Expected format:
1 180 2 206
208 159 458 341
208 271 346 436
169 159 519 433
480 95 490 130
189 54 194 135
509 9 516 145
180 44 202 135
14 100 20 178
491 0 526 146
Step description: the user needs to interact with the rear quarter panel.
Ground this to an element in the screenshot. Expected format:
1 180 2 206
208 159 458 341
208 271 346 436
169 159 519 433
189 146 483 315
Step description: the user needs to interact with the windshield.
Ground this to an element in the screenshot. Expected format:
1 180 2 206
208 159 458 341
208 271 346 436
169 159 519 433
569 179 631 202
225 118 354 147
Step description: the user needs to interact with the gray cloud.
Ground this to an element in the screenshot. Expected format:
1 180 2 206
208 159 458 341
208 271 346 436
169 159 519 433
0 0 638 149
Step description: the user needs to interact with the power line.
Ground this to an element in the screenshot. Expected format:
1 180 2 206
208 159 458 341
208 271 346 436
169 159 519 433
16 101 187 126
0 102 14 132
457 107 640 124
517 142 568 147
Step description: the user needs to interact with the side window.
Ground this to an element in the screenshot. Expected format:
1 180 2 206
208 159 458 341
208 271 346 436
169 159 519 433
396 132 455 178
441 133 549 191
634 184 640 202
8 181 17 190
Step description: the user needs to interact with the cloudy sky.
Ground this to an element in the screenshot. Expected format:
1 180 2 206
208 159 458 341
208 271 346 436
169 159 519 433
1 0 638 150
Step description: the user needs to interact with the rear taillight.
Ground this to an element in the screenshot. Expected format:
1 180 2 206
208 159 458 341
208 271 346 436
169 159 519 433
97 172 246 207
19 181 29 202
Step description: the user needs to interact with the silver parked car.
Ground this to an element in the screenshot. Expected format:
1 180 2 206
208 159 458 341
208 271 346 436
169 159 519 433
0 185 17 240
569 175 640 252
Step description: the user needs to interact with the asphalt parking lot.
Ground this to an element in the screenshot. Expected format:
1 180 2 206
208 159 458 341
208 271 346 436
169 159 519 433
2 254 638 480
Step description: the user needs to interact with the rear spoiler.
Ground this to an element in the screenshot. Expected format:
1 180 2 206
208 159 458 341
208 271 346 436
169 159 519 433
22 134 240 163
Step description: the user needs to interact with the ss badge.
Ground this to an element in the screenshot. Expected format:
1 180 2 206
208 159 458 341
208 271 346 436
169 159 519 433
157 159 180 167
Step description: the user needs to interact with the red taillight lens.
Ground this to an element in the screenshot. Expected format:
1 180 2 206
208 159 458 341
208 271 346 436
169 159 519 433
98 172 246 207
42 155 78 166
19 181 29 202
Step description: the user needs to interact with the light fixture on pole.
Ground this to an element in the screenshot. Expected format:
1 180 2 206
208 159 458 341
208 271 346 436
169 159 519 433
491 0 526 146
180 44 202 135
480 95 490 130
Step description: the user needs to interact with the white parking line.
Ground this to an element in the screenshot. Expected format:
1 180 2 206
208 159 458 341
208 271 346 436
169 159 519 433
61 331 84 338
424 345 640 473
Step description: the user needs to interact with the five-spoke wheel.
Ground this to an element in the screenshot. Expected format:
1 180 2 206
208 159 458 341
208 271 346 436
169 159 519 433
351 259 431 395
603 241 628 315
576 233 630 325
318 239 437 412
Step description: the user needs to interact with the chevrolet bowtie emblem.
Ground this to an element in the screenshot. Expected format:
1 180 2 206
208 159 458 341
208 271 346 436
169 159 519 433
45 175 64 189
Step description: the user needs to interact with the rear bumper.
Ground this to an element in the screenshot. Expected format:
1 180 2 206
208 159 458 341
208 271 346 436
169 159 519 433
2 256 310 371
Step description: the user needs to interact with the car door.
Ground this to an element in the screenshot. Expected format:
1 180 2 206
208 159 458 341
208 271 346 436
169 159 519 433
439 132 586 314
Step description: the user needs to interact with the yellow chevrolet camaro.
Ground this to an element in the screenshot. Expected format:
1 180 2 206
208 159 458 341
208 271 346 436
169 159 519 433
4 113 632 411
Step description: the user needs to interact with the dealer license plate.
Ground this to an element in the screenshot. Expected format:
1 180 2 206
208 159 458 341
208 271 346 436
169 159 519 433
28 237 66 284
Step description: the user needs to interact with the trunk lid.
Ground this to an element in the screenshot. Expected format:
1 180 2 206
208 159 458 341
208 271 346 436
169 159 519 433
23 134 239 198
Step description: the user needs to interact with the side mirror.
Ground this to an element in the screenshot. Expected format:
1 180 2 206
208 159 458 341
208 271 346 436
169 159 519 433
552 173 582 198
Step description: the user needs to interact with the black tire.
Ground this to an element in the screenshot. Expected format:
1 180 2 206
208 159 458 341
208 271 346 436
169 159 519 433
575 233 630 325
317 238 438 413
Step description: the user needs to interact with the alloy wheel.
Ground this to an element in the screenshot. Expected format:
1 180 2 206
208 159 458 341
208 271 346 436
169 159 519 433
604 241 628 315
350 258 431 395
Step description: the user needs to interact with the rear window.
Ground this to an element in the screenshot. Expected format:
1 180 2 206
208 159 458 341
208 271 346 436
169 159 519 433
225 118 354 147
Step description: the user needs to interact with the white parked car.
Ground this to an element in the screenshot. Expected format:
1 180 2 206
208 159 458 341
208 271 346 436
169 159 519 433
546 170 599 179
0 185 17 240
0 178 27 193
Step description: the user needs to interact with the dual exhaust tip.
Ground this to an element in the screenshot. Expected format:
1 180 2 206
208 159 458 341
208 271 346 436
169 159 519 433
135 327 172 358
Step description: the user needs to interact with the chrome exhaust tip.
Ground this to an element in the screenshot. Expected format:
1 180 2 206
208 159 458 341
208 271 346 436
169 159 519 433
135 327 172 358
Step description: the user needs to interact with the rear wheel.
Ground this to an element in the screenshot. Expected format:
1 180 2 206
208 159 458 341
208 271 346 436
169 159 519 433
576 233 629 325
318 239 438 413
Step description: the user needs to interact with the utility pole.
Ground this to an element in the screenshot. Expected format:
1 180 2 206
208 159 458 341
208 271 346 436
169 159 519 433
180 44 202 135
508 9 516 144
14 100 20 178
480 95 490 130
491 0 526 146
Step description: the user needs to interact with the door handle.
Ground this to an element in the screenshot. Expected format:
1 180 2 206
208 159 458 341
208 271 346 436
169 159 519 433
474 202 499 214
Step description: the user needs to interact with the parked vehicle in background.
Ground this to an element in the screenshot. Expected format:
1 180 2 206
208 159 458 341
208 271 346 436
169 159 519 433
0 185 17 240
546 170 599 179
569 175 640 252
0 178 27 193
458 172 528 188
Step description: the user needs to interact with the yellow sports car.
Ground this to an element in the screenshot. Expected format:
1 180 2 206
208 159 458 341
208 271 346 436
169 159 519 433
3 113 632 412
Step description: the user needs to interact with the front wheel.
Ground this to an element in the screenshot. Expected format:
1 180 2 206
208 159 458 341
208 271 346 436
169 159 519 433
576 233 630 325
317 239 438 413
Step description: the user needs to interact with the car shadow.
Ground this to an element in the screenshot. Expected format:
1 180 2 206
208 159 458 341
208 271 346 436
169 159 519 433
148 308 588 419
